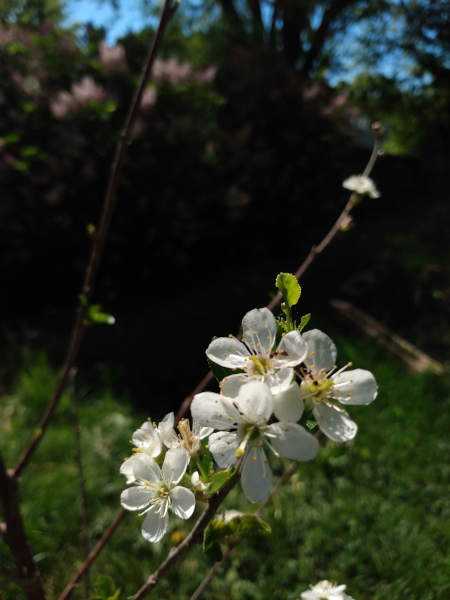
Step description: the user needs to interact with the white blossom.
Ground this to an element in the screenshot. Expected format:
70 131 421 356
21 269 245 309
158 412 214 456
120 448 195 543
299 329 377 442
301 580 354 600
206 308 307 402
191 471 210 491
342 174 380 198
120 419 162 483
191 380 318 503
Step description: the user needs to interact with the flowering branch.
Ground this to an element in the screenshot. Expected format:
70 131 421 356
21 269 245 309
13 0 179 479
175 126 383 425
132 468 241 600
0 451 46 600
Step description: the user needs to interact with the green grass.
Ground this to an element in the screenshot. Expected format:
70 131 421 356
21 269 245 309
1 334 450 600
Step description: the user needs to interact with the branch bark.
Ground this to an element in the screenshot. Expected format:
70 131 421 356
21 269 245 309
13 0 179 479
0 452 46 600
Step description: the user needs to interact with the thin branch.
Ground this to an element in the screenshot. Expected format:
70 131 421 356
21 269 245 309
176 131 382 421
69 369 90 599
132 469 241 600
57 508 127 600
0 452 46 600
13 0 179 479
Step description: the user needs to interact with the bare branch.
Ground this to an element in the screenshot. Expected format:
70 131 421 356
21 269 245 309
0 452 46 600
13 0 179 479
57 508 127 600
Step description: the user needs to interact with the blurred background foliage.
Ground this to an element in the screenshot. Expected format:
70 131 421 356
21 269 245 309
0 0 449 407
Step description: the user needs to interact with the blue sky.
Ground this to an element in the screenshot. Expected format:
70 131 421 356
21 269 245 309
64 0 156 43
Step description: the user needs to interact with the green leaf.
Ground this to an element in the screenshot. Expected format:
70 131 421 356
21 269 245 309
275 273 301 308
199 437 213 476
95 575 115 598
88 304 115 325
2 133 19 145
203 527 223 561
297 313 311 333
208 468 234 493
206 356 235 383
306 420 318 431
107 590 121 600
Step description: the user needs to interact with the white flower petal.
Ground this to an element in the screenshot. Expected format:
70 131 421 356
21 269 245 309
141 503 169 543
313 403 357 442
236 381 273 423
220 373 249 398
120 453 142 483
241 308 277 352
206 337 249 368
267 422 318 461
272 383 303 422
266 367 294 394
191 392 241 430
171 486 196 519
302 329 337 372
331 368 378 405
241 445 272 503
120 485 149 511
162 448 189 484
191 471 210 491
277 330 307 366
132 452 161 482
199 426 214 439
209 431 240 468
132 424 162 457
158 412 179 448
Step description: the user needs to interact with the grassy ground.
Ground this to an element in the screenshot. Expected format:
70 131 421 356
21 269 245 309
1 328 450 600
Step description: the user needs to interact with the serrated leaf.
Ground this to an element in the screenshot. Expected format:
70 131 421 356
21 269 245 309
208 468 234 493
297 313 311 333
219 514 271 536
275 273 301 308
200 437 213 475
95 575 115 598
306 420 318 430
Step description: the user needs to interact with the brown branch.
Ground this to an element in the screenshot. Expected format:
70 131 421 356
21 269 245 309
176 131 382 420
0 452 46 600
13 0 179 479
69 369 90 599
57 508 127 600
132 469 241 600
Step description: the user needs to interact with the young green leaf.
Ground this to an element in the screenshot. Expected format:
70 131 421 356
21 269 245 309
297 313 311 333
208 468 234 493
219 514 272 536
306 420 318 431
203 525 223 561
95 575 115 599
275 273 301 308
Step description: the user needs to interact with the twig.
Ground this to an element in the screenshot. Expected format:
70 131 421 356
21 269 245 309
12 0 179 479
0 452 46 600
175 131 382 422
132 468 241 600
189 431 324 600
57 508 127 600
69 369 90 599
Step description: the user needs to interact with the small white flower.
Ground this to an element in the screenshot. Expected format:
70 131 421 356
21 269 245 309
191 380 318 503
120 448 195 543
120 419 162 483
206 307 307 397
158 412 214 456
299 329 377 442
191 471 210 491
342 174 380 198
301 580 354 600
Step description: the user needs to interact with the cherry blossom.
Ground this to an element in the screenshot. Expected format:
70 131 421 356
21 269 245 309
191 380 318 503
120 448 195 543
158 412 214 457
301 580 354 600
206 307 306 397
342 174 380 198
299 329 377 442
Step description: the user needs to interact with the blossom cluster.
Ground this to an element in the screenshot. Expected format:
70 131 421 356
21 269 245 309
120 304 377 543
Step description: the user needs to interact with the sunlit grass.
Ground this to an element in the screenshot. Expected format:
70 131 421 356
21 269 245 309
1 334 449 600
